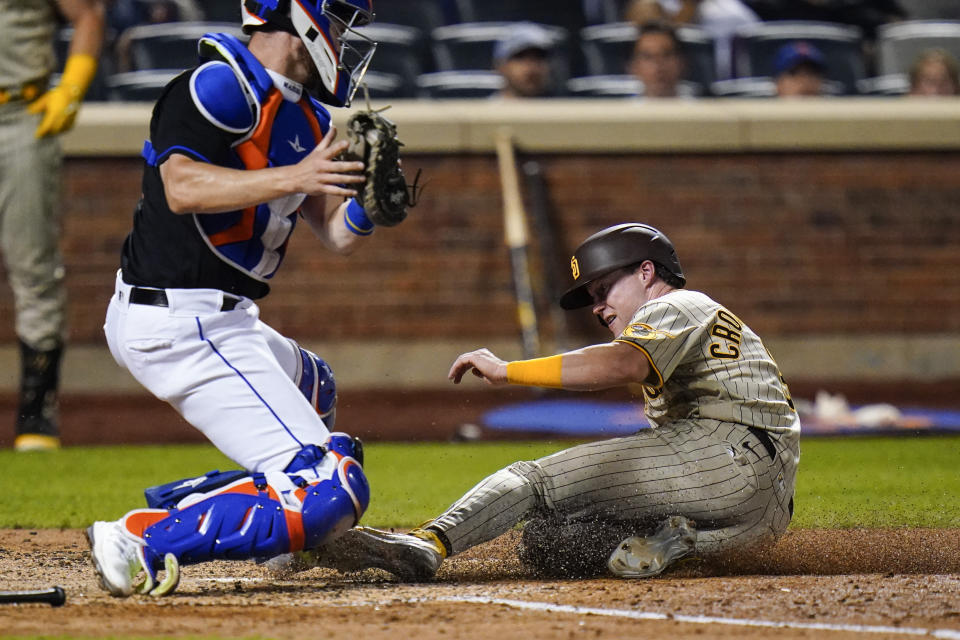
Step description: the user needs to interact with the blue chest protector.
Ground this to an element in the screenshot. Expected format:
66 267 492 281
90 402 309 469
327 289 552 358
143 33 333 283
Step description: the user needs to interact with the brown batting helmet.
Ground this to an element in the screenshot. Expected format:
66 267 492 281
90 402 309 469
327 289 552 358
559 223 685 309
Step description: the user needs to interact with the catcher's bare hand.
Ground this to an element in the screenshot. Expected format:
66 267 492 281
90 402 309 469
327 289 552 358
295 126 365 197
448 349 509 385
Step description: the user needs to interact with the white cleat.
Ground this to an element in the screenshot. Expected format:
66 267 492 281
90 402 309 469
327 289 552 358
86 520 180 597
607 516 697 578
86 520 143 597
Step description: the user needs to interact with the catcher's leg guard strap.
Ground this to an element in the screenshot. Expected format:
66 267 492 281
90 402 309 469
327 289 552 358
143 469 249 509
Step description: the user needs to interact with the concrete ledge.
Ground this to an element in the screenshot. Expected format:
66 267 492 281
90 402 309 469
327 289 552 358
63 97 960 157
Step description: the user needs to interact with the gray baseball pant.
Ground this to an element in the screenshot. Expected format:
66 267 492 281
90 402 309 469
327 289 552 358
430 419 799 565
0 101 67 350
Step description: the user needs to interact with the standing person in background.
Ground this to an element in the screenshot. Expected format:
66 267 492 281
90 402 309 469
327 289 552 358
492 23 561 99
909 49 960 96
629 21 692 98
0 0 106 451
624 0 759 80
773 41 827 98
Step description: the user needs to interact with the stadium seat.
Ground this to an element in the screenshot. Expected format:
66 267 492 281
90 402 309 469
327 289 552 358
876 20 960 76
732 21 866 95
355 71 409 99
566 74 640 97
856 75 911 96
347 24 427 98
897 0 960 21
710 75 844 97
121 22 245 72
373 0 454 33
431 22 569 71
415 70 504 98
202 0 238 22
106 70 180 102
454 0 589 34
579 22 716 88
566 75 705 98
709 77 777 97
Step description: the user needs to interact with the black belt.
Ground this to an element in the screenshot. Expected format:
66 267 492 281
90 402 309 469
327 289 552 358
128 287 240 311
0 77 48 104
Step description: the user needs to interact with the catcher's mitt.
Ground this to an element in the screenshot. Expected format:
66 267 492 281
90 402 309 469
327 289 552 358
343 107 420 227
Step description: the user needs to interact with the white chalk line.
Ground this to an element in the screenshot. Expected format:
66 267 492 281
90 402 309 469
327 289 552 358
191 577 960 638
435 596 960 639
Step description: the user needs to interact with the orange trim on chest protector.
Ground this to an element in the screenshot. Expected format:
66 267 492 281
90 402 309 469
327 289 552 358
208 90 321 247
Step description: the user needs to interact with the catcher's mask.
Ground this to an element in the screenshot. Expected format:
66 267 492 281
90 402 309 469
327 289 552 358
559 223 685 310
242 0 377 107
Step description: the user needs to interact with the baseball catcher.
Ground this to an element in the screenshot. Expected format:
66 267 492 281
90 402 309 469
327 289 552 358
86 0 404 597
283 223 800 580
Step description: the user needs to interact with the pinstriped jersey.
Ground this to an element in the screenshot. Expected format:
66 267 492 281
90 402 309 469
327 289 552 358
0 0 57 86
614 289 797 434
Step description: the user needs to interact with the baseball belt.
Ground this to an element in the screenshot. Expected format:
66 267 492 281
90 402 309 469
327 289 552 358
0 78 49 105
128 287 241 312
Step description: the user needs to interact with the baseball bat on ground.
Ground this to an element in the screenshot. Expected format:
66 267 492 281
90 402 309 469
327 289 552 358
495 128 541 360
0 586 66 607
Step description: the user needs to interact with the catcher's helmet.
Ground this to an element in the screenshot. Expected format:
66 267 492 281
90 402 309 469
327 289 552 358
559 223 685 310
242 0 376 107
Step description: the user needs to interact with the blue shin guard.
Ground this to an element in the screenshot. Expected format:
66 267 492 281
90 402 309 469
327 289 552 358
134 442 369 569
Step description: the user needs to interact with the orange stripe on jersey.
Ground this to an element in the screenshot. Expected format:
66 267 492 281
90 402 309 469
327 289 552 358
208 90 285 247
122 509 169 538
298 100 324 141
235 89 283 170
208 206 257 246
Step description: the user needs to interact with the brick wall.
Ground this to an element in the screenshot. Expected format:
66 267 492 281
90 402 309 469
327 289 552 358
1 151 957 345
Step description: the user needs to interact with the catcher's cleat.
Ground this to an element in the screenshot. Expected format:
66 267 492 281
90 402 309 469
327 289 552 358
284 526 446 581
87 521 144 597
607 516 697 579
86 520 180 597
13 433 60 452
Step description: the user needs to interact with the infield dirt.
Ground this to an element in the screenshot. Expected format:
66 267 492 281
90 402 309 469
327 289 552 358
1 527 958 639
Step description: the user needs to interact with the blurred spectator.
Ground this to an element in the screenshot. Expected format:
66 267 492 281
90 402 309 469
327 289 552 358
111 0 205 72
629 20 691 97
909 48 960 96
624 0 759 78
743 0 906 40
492 23 559 99
109 0 202 33
773 41 826 97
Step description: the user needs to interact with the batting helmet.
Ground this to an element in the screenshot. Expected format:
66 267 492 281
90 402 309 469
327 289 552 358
559 223 685 310
242 0 376 107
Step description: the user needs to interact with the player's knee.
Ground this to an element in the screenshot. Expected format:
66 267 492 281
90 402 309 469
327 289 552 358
292 344 337 427
300 453 369 549
284 437 369 549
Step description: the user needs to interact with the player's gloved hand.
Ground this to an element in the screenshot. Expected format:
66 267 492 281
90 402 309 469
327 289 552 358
28 53 97 138
342 107 421 227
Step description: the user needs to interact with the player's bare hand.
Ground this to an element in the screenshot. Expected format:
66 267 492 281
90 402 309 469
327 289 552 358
448 348 508 385
295 126 365 197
